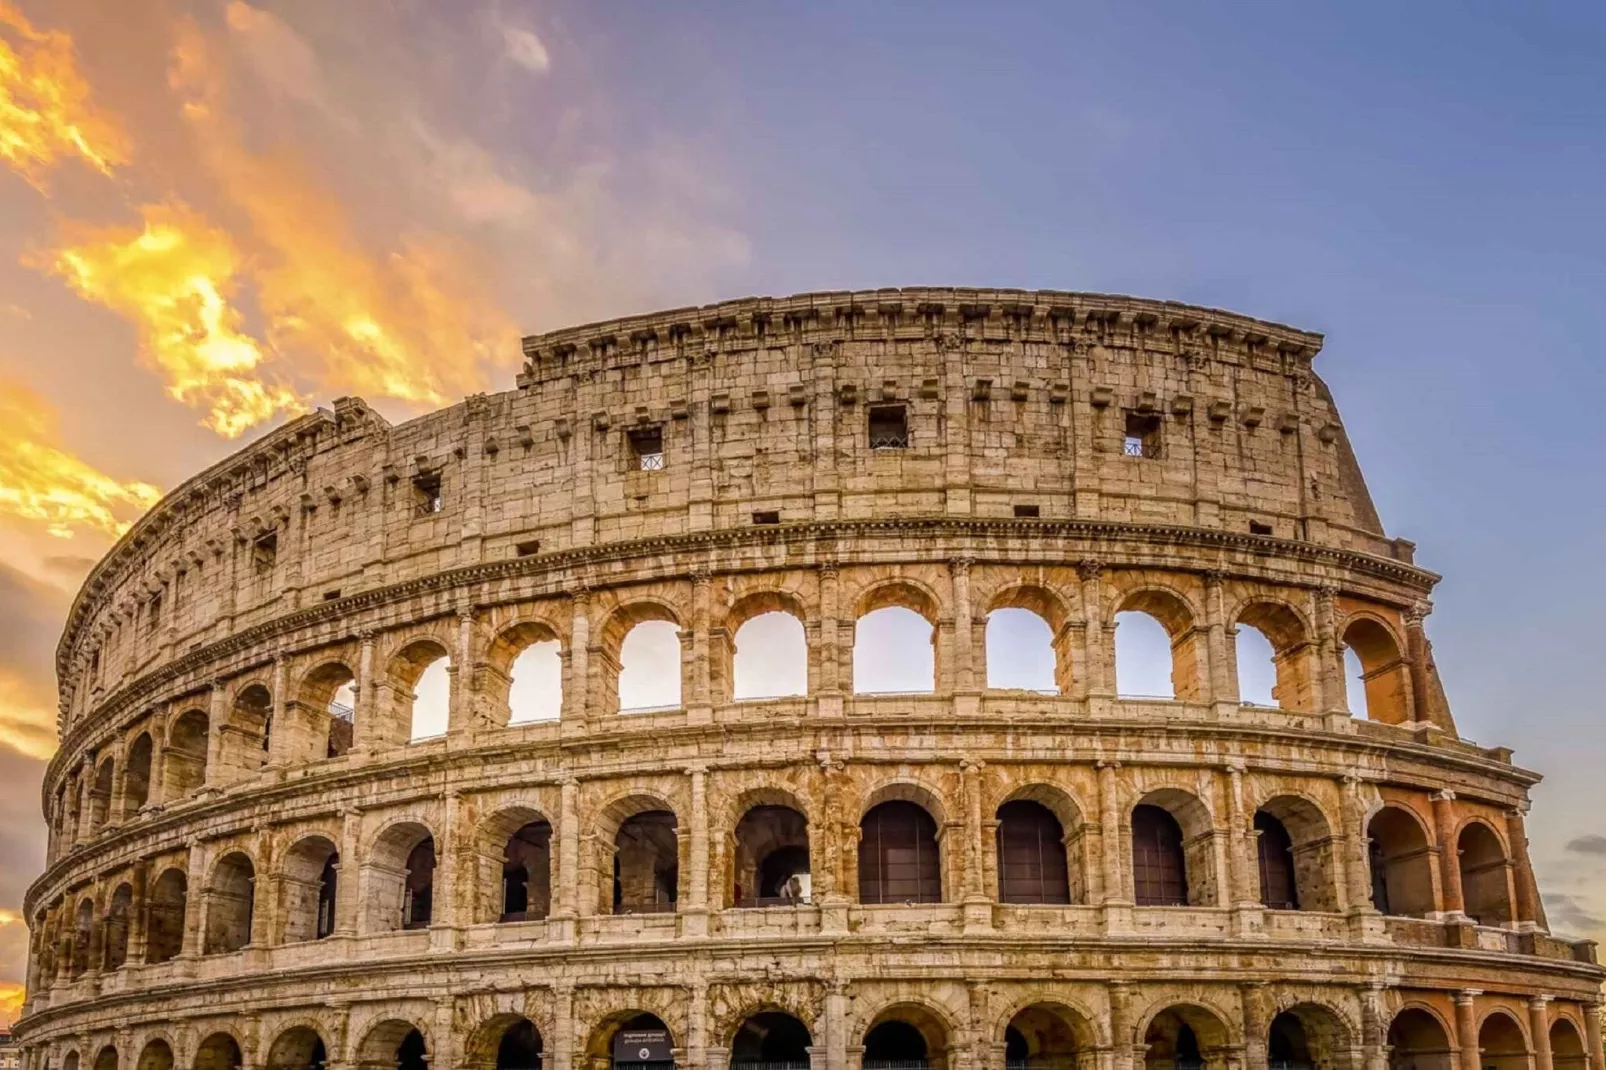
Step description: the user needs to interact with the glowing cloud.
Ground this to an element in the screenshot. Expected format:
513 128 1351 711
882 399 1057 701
0 661 57 760
0 379 159 540
172 13 519 410
44 203 304 437
0 1 128 187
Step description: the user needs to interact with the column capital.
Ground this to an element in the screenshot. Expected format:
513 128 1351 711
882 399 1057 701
1454 989 1482 1003
1224 758 1247 775
1433 789 1456 802
1528 995 1554 1008
1202 569 1228 587
949 557 974 576
959 758 985 775
1406 601 1433 625
1076 558 1104 582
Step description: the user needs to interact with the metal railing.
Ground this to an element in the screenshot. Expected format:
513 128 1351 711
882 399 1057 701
731 1061 810 1070
869 433 909 449
863 1061 928 1070
638 453 666 471
735 895 812 909
612 901 677 915
328 702 355 722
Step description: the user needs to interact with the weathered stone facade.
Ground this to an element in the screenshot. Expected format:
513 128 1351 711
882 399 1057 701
16 290 1604 1070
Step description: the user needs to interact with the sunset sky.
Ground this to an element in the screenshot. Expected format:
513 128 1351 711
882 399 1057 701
2 1 1606 1026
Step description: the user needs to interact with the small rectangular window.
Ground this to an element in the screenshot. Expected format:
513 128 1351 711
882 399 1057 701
1249 520 1274 536
515 539 542 557
252 532 278 573
752 510 780 525
147 593 162 630
628 426 665 470
322 589 342 601
413 471 443 516
1013 504 1040 518
1123 411 1163 459
868 404 908 449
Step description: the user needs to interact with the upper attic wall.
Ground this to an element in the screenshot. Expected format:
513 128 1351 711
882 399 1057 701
55 289 1413 731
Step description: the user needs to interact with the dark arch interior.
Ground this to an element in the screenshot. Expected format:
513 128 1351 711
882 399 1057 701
859 801 941 905
497 1021 543 1070
1387 1009 1452 1070
1132 805 1187 906
501 819 553 922
1268 1013 1312 1070
396 1031 427 1070
1005 1006 1085 1069
611 1013 672 1070
996 800 1070 905
1255 811 1299 911
864 1021 929 1069
404 836 437 929
613 811 679 914
731 1012 812 1070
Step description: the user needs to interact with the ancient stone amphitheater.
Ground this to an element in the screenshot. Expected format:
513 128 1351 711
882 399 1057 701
17 290 1604 1070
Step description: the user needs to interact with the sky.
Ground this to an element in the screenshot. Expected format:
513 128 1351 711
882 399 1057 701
0 0 1604 1024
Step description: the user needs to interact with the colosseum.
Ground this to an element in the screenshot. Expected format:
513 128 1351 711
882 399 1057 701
14 288 1604 1070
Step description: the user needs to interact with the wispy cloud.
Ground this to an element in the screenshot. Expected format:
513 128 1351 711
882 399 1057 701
500 24 550 74
1564 834 1606 856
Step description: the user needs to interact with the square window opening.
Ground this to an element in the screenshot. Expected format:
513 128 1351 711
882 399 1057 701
1013 504 1041 519
1123 411 1163 458
322 589 342 602
515 539 542 557
1249 520 1274 536
628 426 665 470
252 532 278 573
868 404 909 449
752 510 781 525
413 472 444 516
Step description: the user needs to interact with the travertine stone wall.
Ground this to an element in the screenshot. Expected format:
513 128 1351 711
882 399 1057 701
17 291 1601 1070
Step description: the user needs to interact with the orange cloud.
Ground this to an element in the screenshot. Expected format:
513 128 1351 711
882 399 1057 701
0 0 128 188
0 379 159 540
0 666 56 761
44 202 305 437
0 981 21 1027
170 14 518 412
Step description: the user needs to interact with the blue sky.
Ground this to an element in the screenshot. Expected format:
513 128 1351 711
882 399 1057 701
1 0 1604 1009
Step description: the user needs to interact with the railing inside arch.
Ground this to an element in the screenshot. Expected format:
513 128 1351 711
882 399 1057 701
328 701 355 723
730 1062 811 1070
612 1062 674 1070
1005 1057 1080 1070
862 1061 929 1070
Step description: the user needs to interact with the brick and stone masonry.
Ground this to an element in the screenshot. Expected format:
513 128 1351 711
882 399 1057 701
15 289 1604 1070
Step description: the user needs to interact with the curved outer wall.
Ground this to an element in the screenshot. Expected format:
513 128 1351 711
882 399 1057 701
17 289 1605 1070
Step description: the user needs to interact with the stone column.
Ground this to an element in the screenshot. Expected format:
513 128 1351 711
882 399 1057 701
1360 984 1388 1070
205 680 228 787
1078 561 1110 700
826 982 849 1070
334 809 362 936
1313 586 1343 713
684 765 710 935
554 777 581 927
1454 991 1481 1070
687 979 709 1070
128 861 149 963
354 632 378 751
1583 1003 1603 1070
1239 983 1267 1070
566 591 591 722
1341 775 1375 914
1403 604 1431 725
1506 808 1546 930
1203 571 1234 706
818 565 842 696
267 654 289 765
1226 763 1257 909
180 841 207 958
1098 761 1128 907
553 982 576 1070
1108 982 1135 1070
1432 790 1465 918
1530 998 1554 1070
451 607 477 732
433 790 464 937
951 559 976 693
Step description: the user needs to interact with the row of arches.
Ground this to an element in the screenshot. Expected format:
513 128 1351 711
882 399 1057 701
48 1001 1597 1070
36 789 1521 980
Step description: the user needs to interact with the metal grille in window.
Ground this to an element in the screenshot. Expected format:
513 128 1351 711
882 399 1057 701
629 426 665 470
1255 812 1299 910
413 472 443 516
1132 804 1188 906
1124 411 1163 458
868 405 909 449
859 801 940 904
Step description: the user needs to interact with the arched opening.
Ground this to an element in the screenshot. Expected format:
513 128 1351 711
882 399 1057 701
145 868 186 964
265 1027 327 1070
410 657 451 741
1115 589 1201 702
1343 618 1409 724
382 639 453 744
124 733 153 815
497 1021 543 1070
986 608 1057 693
1477 1014 1528 1070
1004 1004 1093 1070
996 800 1070 904
732 611 808 700
1267 1013 1312 1070
356 1021 428 1070
1386 1009 1453 1070
1132 798 1198 907
854 606 936 694
136 1041 174 1070
508 641 562 723
92 1046 118 1070
103 883 131 970
64 1053 81 1070
864 1005 948 1070
1143 1006 1228 1070
89 758 114 831
1457 822 1514 926
732 804 810 907
731 1012 812 1070
613 810 679 913
194 1034 242 1070
164 710 209 798
279 835 340 943
1235 602 1315 710
299 662 357 760
70 899 92 978
859 800 941 904
601 1013 673 1070
233 684 273 768
501 820 553 922
1551 1020 1588 1070
619 621 683 712
362 822 437 933
1367 807 1435 917
203 852 255 954
1254 797 1339 913
1254 812 1299 911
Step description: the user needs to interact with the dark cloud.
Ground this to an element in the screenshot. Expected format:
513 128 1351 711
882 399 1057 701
1543 893 1606 937
1564 834 1606 856
0 745 45 986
